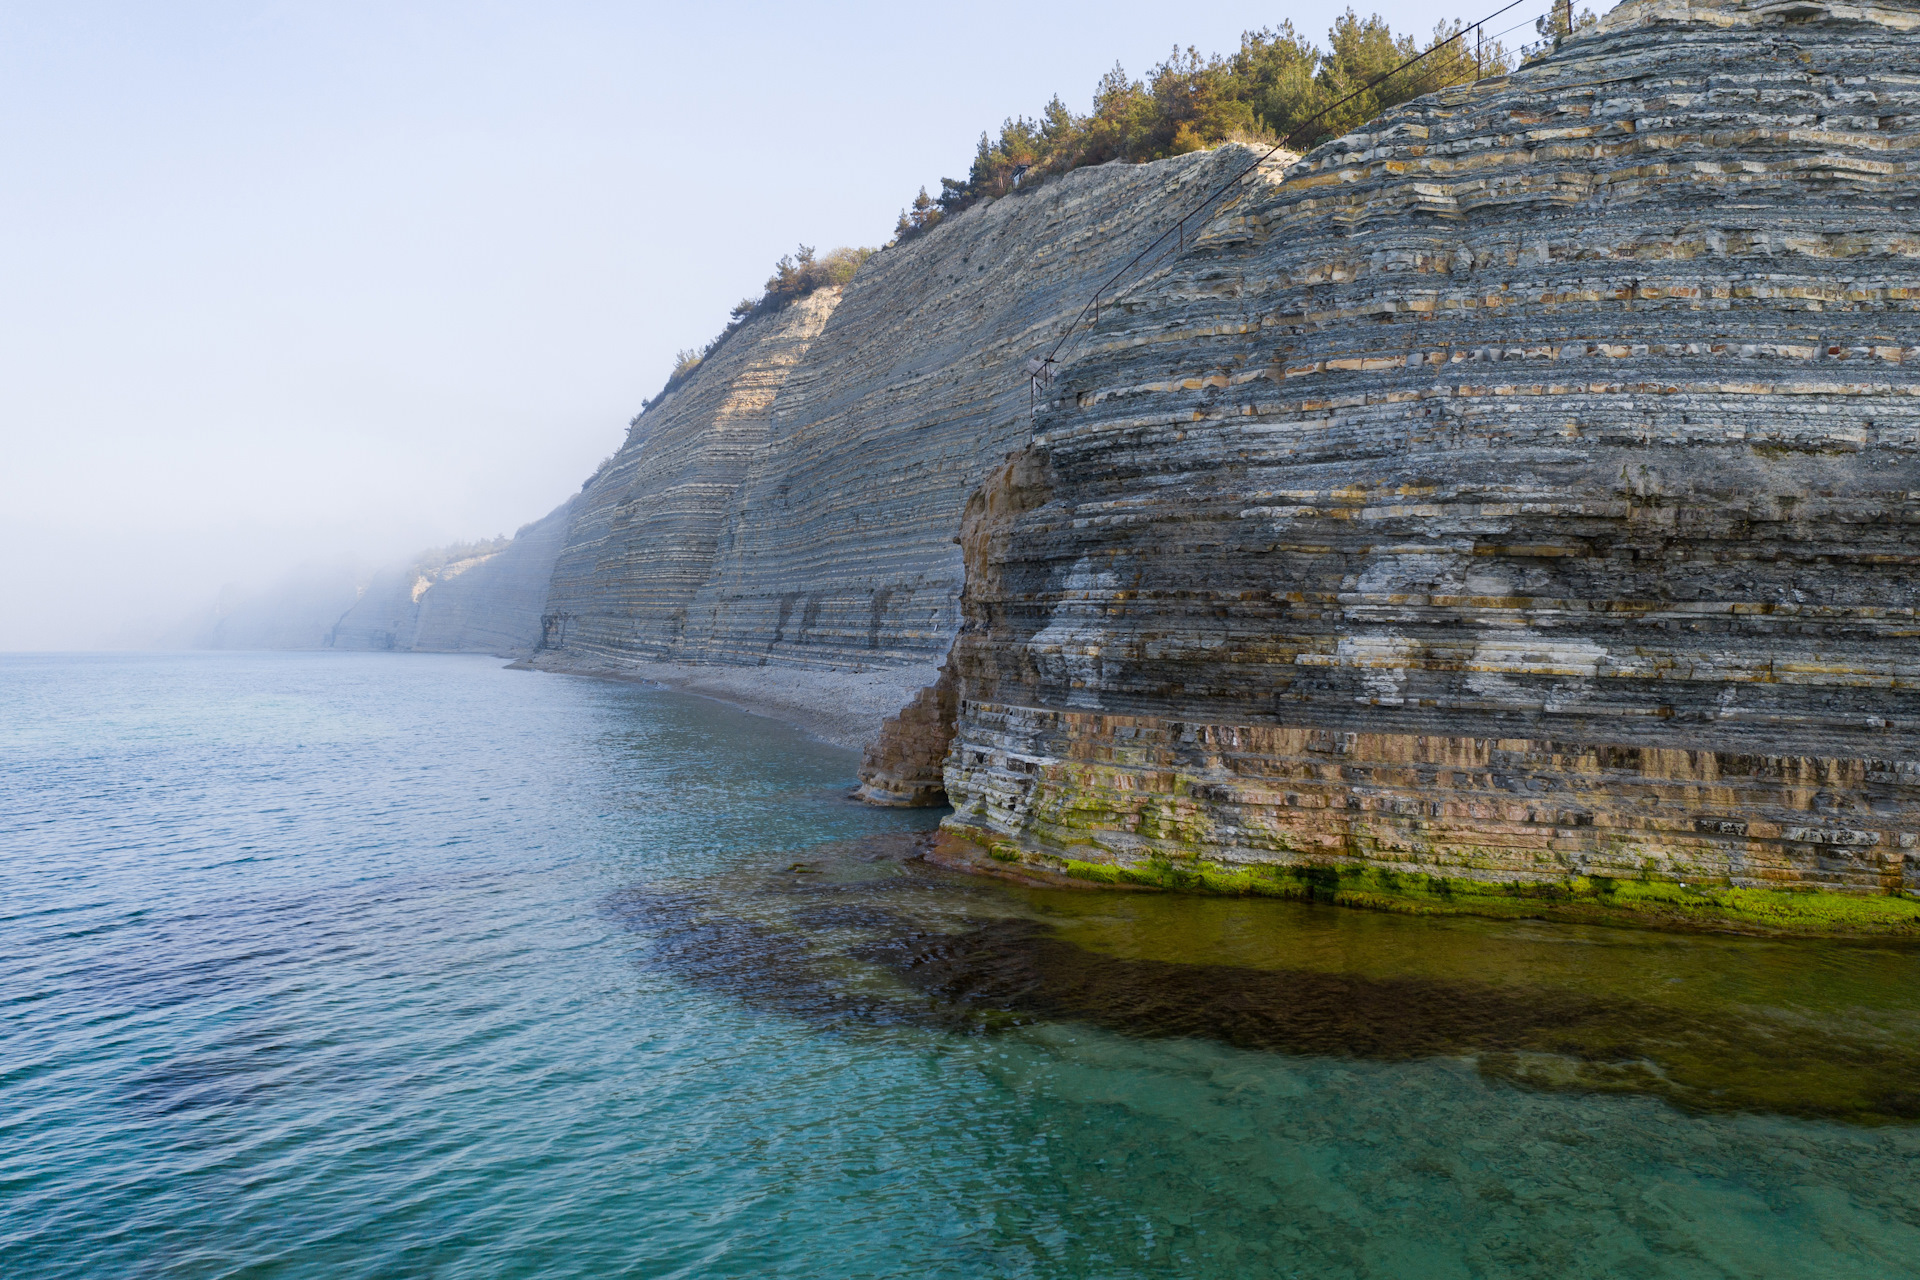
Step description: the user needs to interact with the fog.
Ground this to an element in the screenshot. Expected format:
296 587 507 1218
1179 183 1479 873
1 0 1458 651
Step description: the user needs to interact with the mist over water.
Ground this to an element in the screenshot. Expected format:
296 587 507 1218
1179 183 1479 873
5 652 1919 1278
1 1 1458 656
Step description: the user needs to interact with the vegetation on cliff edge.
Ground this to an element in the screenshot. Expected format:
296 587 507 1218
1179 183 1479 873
637 244 874 419
893 8 1527 242
635 5 1595 421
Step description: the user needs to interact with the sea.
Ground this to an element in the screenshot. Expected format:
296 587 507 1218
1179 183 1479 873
4 651 1919 1279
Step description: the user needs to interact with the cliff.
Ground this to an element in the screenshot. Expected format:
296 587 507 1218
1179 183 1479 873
539 290 842 662
325 540 506 652
171 497 576 656
935 0 1920 925
321 503 572 655
532 147 1286 744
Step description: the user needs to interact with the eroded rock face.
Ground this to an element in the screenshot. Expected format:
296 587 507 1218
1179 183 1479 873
539 291 843 662
533 148 1285 695
854 666 959 805
674 148 1279 675
856 448 1056 803
943 0 1920 895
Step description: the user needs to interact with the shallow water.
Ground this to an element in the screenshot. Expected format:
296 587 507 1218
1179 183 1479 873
4 652 1919 1278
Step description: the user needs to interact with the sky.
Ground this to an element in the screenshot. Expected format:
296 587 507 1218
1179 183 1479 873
1 0 1486 649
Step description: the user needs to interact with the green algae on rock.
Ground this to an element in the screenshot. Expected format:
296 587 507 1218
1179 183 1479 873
937 826 1920 937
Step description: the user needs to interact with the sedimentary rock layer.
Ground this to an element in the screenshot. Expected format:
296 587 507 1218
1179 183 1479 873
679 147 1283 674
534 147 1286 689
540 291 842 662
943 0 1920 896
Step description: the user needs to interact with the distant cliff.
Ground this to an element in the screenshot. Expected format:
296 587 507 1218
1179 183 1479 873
327 500 574 654
412 500 575 654
189 561 370 651
325 539 510 652
192 499 574 656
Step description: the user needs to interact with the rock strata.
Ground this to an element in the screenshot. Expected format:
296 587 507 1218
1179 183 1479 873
676 147 1281 674
529 149 1285 739
855 666 958 804
941 0 1920 904
538 291 843 663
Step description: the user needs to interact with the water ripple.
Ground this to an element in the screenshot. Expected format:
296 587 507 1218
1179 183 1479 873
4 653 1919 1279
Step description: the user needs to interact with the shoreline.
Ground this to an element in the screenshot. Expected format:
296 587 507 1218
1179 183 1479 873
511 654 934 753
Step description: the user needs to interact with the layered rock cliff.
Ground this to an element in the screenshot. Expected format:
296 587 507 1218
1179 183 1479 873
538 290 842 662
677 147 1283 674
939 0 1920 908
326 540 508 652
531 147 1285 741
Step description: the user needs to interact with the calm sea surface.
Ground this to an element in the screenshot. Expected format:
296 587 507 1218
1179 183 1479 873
5 652 1920 1279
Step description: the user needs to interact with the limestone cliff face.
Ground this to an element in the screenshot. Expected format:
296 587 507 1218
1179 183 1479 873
326 542 506 652
853 449 1054 803
942 0 1920 897
538 290 842 661
677 148 1279 674
534 148 1279 686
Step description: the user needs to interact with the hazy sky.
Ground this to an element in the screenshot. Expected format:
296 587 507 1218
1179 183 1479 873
2 0 1471 649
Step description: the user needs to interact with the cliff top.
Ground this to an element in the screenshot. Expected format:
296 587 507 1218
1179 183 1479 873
1598 0 1919 29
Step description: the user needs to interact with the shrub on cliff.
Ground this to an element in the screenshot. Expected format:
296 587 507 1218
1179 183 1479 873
737 245 873 320
638 244 875 415
893 8 1526 242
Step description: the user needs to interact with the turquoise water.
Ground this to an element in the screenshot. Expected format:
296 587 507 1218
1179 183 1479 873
4 652 1920 1279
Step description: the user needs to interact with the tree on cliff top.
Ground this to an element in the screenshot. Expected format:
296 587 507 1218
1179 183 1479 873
892 8 1519 243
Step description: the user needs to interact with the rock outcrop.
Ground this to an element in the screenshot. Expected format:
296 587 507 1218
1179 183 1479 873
854 666 958 804
940 0 1920 904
